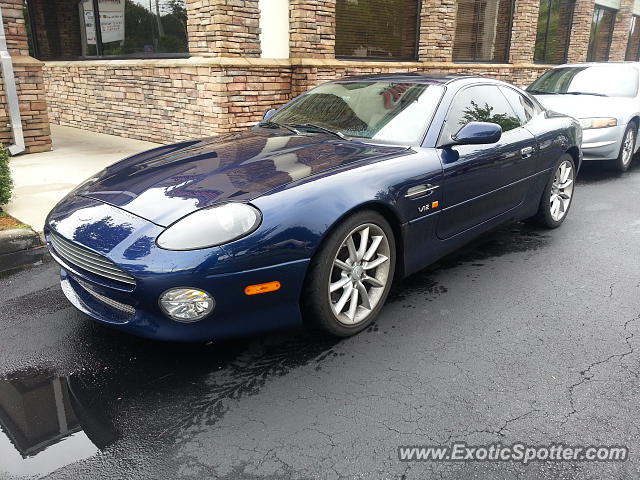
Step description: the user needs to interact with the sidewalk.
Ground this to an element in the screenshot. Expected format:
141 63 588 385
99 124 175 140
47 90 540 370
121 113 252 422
6 125 159 232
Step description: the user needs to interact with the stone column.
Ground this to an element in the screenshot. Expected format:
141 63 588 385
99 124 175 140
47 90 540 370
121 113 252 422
289 0 336 58
1 0 28 56
418 0 457 62
609 0 634 60
509 0 540 63
186 0 261 57
566 0 595 62
0 0 51 153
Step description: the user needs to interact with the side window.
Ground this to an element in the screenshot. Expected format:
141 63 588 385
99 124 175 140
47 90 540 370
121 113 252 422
441 85 523 142
500 87 537 124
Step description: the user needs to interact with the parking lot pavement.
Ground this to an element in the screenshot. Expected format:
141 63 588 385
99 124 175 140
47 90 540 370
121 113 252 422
1 160 639 480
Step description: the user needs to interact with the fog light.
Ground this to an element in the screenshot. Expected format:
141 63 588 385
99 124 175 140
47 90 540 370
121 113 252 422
159 288 214 322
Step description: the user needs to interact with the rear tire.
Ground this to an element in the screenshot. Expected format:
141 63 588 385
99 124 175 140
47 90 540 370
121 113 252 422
615 122 636 172
302 210 396 337
529 153 575 229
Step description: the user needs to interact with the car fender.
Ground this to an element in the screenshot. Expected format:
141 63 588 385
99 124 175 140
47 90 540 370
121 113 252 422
218 148 444 275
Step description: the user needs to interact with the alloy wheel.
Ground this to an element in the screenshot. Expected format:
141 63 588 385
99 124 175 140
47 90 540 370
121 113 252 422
550 160 574 222
328 223 391 325
622 128 635 167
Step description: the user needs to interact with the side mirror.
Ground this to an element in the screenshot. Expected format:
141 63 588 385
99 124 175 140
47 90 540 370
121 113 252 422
440 122 502 148
263 108 277 122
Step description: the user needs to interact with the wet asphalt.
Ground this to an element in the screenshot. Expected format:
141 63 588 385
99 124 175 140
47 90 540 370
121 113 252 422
1 160 640 480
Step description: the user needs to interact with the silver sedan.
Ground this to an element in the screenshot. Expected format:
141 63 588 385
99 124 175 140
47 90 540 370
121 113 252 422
527 63 640 172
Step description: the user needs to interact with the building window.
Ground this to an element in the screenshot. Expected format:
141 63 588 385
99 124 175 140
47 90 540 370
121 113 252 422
335 0 419 60
25 0 188 61
587 5 616 61
534 0 575 63
626 15 640 60
452 0 514 62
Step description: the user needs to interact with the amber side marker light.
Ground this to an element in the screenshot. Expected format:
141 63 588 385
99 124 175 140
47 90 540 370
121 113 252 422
245 281 281 295
431 201 439 208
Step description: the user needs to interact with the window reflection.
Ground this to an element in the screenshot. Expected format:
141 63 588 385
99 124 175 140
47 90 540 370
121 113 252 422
25 0 188 60
441 85 521 141
453 0 514 62
534 0 575 64
587 6 616 62
0 370 115 478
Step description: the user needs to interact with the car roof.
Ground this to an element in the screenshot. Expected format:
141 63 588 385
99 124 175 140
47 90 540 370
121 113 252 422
332 72 487 85
552 61 640 69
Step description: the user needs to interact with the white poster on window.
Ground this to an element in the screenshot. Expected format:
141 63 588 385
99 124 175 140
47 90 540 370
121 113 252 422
83 0 125 44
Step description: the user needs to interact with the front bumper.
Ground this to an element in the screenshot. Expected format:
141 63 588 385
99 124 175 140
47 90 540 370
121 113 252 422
581 125 625 161
57 256 309 342
45 195 310 342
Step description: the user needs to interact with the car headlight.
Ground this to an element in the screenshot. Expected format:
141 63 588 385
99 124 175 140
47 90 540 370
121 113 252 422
156 203 261 250
159 288 214 322
579 117 618 130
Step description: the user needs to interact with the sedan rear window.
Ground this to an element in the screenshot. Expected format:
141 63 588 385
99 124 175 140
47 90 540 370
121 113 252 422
527 66 639 98
270 81 445 146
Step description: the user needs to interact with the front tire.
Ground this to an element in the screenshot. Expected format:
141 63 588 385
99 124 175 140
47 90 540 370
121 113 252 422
615 122 636 172
302 210 396 337
530 154 575 229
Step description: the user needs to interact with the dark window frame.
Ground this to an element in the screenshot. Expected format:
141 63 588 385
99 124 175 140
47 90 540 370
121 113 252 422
451 0 516 64
335 0 423 62
534 0 576 64
587 4 617 62
25 0 190 61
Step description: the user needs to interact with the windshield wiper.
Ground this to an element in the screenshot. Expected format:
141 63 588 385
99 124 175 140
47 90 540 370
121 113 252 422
527 89 560 95
257 120 300 135
565 91 609 97
290 123 349 141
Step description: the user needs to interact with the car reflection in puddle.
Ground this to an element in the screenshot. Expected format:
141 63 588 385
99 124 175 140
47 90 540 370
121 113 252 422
0 369 116 479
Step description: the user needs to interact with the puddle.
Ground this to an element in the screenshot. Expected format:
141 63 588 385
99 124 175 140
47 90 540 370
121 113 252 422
0 368 116 479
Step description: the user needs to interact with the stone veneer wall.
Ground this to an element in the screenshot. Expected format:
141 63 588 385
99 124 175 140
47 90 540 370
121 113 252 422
609 0 635 60
289 0 336 58
186 0 261 57
43 58 550 145
418 0 457 61
567 0 596 62
0 0 51 153
509 0 541 63
43 59 292 143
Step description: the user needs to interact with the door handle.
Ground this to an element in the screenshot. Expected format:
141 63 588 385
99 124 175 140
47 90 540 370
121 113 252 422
521 146 534 158
405 184 439 199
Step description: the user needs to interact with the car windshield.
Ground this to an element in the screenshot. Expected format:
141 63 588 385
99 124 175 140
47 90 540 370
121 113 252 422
268 81 445 146
527 66 639 98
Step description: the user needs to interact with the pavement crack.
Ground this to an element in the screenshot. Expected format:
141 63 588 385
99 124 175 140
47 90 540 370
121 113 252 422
563 313 639 424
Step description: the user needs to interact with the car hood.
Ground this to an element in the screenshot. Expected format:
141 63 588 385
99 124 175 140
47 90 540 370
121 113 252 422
77 128 408 226
532 94 634 120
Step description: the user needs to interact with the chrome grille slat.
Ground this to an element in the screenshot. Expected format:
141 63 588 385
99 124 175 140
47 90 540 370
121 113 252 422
77 280 135 315
50 237 130 277
50 232 119 268
49 232 136 286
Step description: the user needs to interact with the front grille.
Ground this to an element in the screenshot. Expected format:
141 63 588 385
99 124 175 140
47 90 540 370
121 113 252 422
76 279 136 315
49 232 136 286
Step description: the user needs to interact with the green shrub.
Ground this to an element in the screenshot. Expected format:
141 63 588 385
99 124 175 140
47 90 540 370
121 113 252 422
0 145 12 206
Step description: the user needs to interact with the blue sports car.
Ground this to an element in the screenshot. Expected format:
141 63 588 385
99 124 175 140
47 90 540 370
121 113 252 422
45 74 582 342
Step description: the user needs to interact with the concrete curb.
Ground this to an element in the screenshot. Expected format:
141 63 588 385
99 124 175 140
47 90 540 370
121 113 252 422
0 227 47 273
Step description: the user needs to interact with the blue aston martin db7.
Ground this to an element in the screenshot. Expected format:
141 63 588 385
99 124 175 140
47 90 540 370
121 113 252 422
45 74 582 341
